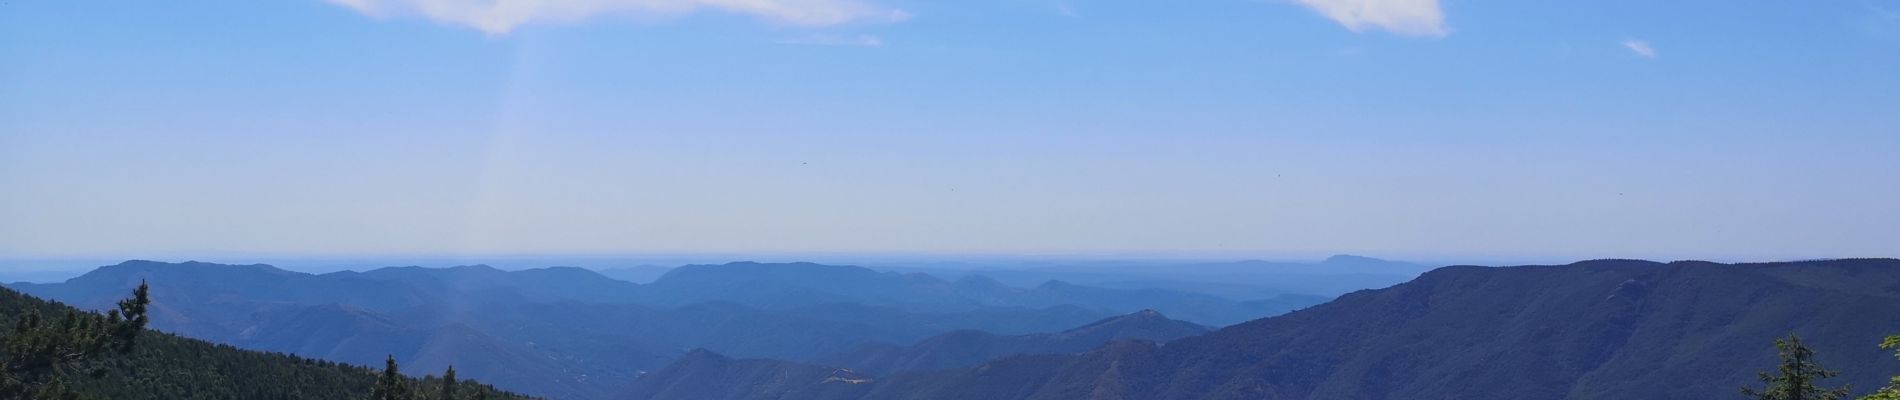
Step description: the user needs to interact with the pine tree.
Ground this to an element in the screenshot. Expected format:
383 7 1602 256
440 365 457 400
370 355 411 400
0 281 150 399
5 285 537 400
107 282 150 352
1860 335 1900 400
1744 334 1850 400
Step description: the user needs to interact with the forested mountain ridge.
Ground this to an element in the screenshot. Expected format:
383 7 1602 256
0 262 1020 398
618 349 876 400
10 260 1318 399
621 310 1210 399
0 284 532 400
621 258 1900 400
632 261 1312 325
15 260 1313 327
817 309 1208 375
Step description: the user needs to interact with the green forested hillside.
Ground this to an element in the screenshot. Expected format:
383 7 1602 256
17 260 1310 398
0 285 533 400
816 309 1207 375
623 259 1900 400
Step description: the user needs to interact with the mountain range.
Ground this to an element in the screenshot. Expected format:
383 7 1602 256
621 258 1900 400
620 310 1208 400
868 255 1431 300
7 259 1324 399
816 309 1208 376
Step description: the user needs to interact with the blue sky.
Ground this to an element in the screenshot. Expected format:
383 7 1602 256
2 0 1897 262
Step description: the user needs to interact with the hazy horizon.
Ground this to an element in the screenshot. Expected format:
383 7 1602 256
0 250 1879 285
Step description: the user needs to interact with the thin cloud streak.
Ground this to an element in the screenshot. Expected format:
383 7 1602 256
1056 2 1078 17
777 34 884 47
327 0 910 34
1292 0 1446 37
1623 39 1658 58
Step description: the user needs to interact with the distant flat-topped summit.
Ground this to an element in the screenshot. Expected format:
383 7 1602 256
1321 254 1392 264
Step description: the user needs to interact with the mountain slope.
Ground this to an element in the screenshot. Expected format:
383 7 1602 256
896 255 1429 299
10 260 1121 399
10 259 1338 398
640 262 1319 326
0 285 532 400
818 310 1208 375
627 259 1900 400
596 265 673 284
620 350 877 400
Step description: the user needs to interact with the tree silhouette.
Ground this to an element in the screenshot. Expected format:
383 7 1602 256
1744 334 1850 400
370 355 411 400
1860 335 1900 400
0 281 150 399
440 365 457 400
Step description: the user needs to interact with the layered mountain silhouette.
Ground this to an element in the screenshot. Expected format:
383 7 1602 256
887 255 1430 300
596 265 674 283
8 259 1320 399
621 259 1900 400
816 309 1208 375
631 261 1306 325
621 350 878 400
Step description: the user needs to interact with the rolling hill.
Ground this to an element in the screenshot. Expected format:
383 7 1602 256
817 309 1208 375
622 259 1900 400
633 261 1317 325
10 259 1319 398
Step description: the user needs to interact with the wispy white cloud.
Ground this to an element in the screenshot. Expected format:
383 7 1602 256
1622 39 1657 58
1056 2 1078 18
777 33 883 47
327 0 910 35
1292 0 1445 37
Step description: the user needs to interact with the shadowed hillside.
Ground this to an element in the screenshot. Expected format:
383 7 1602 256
10 260 1321 398
0 285 533 400
818 309 1207 375
624 259 1900 400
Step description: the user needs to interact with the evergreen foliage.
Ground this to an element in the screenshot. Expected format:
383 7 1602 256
1745 334 1851 400
440 366 457 400
0 285 534 400
1860 335 1900 400
370 355 409 400
0 281 148 399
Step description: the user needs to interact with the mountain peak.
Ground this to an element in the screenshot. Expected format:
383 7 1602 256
953 274 1008 288
678 348 730 362
1566 259 1666 268
1322 254 1388 264
448 264 502 272
1059 309 1206 338
822 369 874 385
518 266 599 276
92 260 290 278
